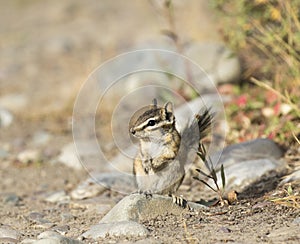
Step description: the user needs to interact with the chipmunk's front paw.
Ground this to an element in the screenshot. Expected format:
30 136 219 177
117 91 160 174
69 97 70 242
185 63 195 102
171 194 192 210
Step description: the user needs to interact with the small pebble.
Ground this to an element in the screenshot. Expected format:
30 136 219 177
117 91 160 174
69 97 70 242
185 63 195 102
52 225 70 235
292 217 300 225
28 212 45 221
0 148 8 159
36 230 82 243
2 193 20 206
0 108 13 128
219 227 232 233
17 149 41 164
60 213 75 222
32 131 52 146
28 212 54 229
44 190 70 203
37 230 61 239
252 202 270 209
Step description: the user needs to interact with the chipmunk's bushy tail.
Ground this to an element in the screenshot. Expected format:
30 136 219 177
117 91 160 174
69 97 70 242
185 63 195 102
180 108 214 151
195 108 214 140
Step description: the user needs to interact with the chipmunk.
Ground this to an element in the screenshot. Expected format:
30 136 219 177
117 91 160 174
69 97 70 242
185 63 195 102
129 99 212 197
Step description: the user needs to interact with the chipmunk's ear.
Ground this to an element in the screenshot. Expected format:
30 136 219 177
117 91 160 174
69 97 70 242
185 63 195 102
163 102 174 122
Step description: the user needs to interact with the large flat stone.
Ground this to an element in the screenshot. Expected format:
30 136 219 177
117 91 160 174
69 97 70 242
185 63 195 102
100 193 206 224
81 221 149 239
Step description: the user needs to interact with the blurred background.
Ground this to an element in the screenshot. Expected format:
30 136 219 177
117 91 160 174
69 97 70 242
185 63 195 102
0 0 299 184
0 0 219 116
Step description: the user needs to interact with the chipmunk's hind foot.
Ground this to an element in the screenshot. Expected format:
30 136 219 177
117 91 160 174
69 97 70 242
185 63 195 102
171 194 192 210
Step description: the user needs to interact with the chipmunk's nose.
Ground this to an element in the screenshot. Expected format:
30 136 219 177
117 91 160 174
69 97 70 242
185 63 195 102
130 128 136 135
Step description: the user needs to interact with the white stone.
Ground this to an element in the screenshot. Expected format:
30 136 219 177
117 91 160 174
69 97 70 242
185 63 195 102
17 149 41 164
280 168 300 185
81 221 149 239
0 226 20 240
32 131 52 146
44 191 70 203
56 143 83 170
0 94 28 112
0 108 13 127
34 230 82 244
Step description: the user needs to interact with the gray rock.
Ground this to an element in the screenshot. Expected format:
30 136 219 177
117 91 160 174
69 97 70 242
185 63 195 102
210 138 284 169
100 193 206 224
209 158 285 192
28 212 45 221
81 221 149 239
37 231 62 240
0 226 20 241
71 172 135 199
202 138 286 191
2 193 20 206
27 212 54 229
52 225 70 235
184 43 241 86
280 168 300 185
33 238 81 244
70 180 106 200
44 190 70 203
60 213 75 222
0 108 13 128
35 230 82 244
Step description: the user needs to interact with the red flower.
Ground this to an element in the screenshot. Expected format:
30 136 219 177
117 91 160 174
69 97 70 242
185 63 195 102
236 95 247 107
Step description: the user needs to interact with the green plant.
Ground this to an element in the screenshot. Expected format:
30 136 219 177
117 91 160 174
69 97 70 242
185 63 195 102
211 0 300 145
193 143 227 205
268 185 300 208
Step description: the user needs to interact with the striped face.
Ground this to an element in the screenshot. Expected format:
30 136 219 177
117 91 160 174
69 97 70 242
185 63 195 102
129 102 175 140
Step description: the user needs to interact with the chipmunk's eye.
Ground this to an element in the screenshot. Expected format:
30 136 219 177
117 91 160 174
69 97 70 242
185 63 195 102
147 119 156 126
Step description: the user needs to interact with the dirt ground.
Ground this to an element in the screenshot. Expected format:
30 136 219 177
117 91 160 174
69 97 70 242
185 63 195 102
1 152 299 243
0 1 300 243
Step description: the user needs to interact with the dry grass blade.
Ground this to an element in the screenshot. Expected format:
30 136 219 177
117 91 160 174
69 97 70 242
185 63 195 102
270 195 300 209
292 131 300 145
250 77 300 116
